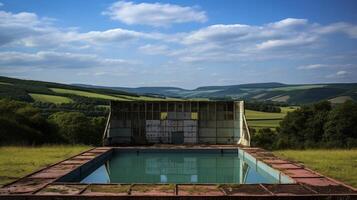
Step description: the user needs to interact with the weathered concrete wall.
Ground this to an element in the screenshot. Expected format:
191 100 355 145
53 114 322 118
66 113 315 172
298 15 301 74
104 101 243 145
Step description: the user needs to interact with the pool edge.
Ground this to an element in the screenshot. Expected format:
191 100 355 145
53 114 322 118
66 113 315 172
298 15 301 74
1 145 356 199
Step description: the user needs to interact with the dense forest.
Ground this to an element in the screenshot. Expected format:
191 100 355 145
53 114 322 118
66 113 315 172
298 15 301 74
251 100 357 149
0 99 105 145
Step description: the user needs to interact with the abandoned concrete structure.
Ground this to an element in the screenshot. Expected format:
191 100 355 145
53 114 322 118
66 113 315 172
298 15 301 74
103 100 250 146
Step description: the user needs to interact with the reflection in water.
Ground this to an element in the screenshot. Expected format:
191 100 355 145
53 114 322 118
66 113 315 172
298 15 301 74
81 152 279 184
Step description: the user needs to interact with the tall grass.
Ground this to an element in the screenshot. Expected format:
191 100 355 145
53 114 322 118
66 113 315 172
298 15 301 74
275 149 357 187
0 145 90 186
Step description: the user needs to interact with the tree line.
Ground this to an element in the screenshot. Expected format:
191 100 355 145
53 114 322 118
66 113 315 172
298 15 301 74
245 101 284 113
251 100 357 149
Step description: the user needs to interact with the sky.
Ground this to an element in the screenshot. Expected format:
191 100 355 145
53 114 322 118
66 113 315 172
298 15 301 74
0 0 357 89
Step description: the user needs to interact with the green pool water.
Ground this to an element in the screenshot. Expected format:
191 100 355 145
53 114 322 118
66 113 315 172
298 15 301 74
81 150 290 184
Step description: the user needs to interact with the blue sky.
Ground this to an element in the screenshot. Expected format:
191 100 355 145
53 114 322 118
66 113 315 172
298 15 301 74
0 0 357 88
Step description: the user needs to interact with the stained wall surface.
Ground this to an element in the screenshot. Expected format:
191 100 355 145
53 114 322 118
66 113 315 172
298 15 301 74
104 101 243 145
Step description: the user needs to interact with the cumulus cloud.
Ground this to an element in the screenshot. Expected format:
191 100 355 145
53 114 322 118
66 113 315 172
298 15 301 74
1 6 357 83
138 44 170 55
0 10 50 46
0 51 133 69
326 70 349 78
182 24 256 45
166 18 357 63
2 8 357 60
298 64 328 70
269 18 308 29
181 19 317 50
0 9 165 48
78 28 163 44
314 22 357 38
256 35 317 50
298 63 354 70
103 1 207 27
337 70 348 76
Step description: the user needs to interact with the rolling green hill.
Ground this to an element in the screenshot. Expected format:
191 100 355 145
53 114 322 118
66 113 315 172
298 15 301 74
29 93 74 104
2 76 357 106
83 82 357 104
0 76 172 105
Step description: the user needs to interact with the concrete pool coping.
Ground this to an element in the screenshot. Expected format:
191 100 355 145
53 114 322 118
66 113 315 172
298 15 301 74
0 145 356 199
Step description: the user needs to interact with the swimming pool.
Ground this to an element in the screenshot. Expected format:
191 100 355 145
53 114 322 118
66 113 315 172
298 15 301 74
4 146 355 198
77 148 294 184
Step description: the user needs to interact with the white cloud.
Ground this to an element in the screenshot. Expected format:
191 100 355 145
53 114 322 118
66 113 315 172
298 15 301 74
314 22 357 38
0 51 134 69
182 24 256 45
336 70 348 76
298 64 328 69
1 7 357 83
78 28 163 44
2 8 357 63
326 70 349 78
171 18 357 63
0 10 50 46
0 2 3 7
103 1 207 27
256 35 317 50
269 18 308 28
298 63 354 70
138 44 169 55
0 9 165 48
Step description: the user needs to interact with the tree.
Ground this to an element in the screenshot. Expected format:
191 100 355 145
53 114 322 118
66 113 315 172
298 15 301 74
49 112 105 145
304 101 331 147
276 100 357 149
91 117 106 146
0 99 58 145
323 101 357 148
251 128 278 150
277 107 310 148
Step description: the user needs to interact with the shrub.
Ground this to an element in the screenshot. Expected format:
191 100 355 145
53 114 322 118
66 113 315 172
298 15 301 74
49 112 105 145
251 128 278 150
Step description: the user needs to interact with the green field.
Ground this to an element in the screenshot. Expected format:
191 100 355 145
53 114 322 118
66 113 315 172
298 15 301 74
245 110 285 120
116 94 169 101
328 96 353 104
269 85 326 91
247 119 281 128
246 106 297 129
50 88 130 101
29 93 73 104
50 88 182 102
0 145 90 186
275 149 357 187
0 82 13 85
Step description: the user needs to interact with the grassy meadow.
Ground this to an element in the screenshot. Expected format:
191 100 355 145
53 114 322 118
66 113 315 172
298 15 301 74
268 85 326 91
50 88 129 101
245 106 297 130
29 93 74 104
275 149 357 188
0 145 90 186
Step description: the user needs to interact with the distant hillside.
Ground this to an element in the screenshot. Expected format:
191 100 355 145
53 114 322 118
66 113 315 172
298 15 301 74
0 76 178 106
76 82 357 104
74 84 186 97
1 76 356 105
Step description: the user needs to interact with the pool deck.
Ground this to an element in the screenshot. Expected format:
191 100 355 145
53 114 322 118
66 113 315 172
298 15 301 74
0 145 356 199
